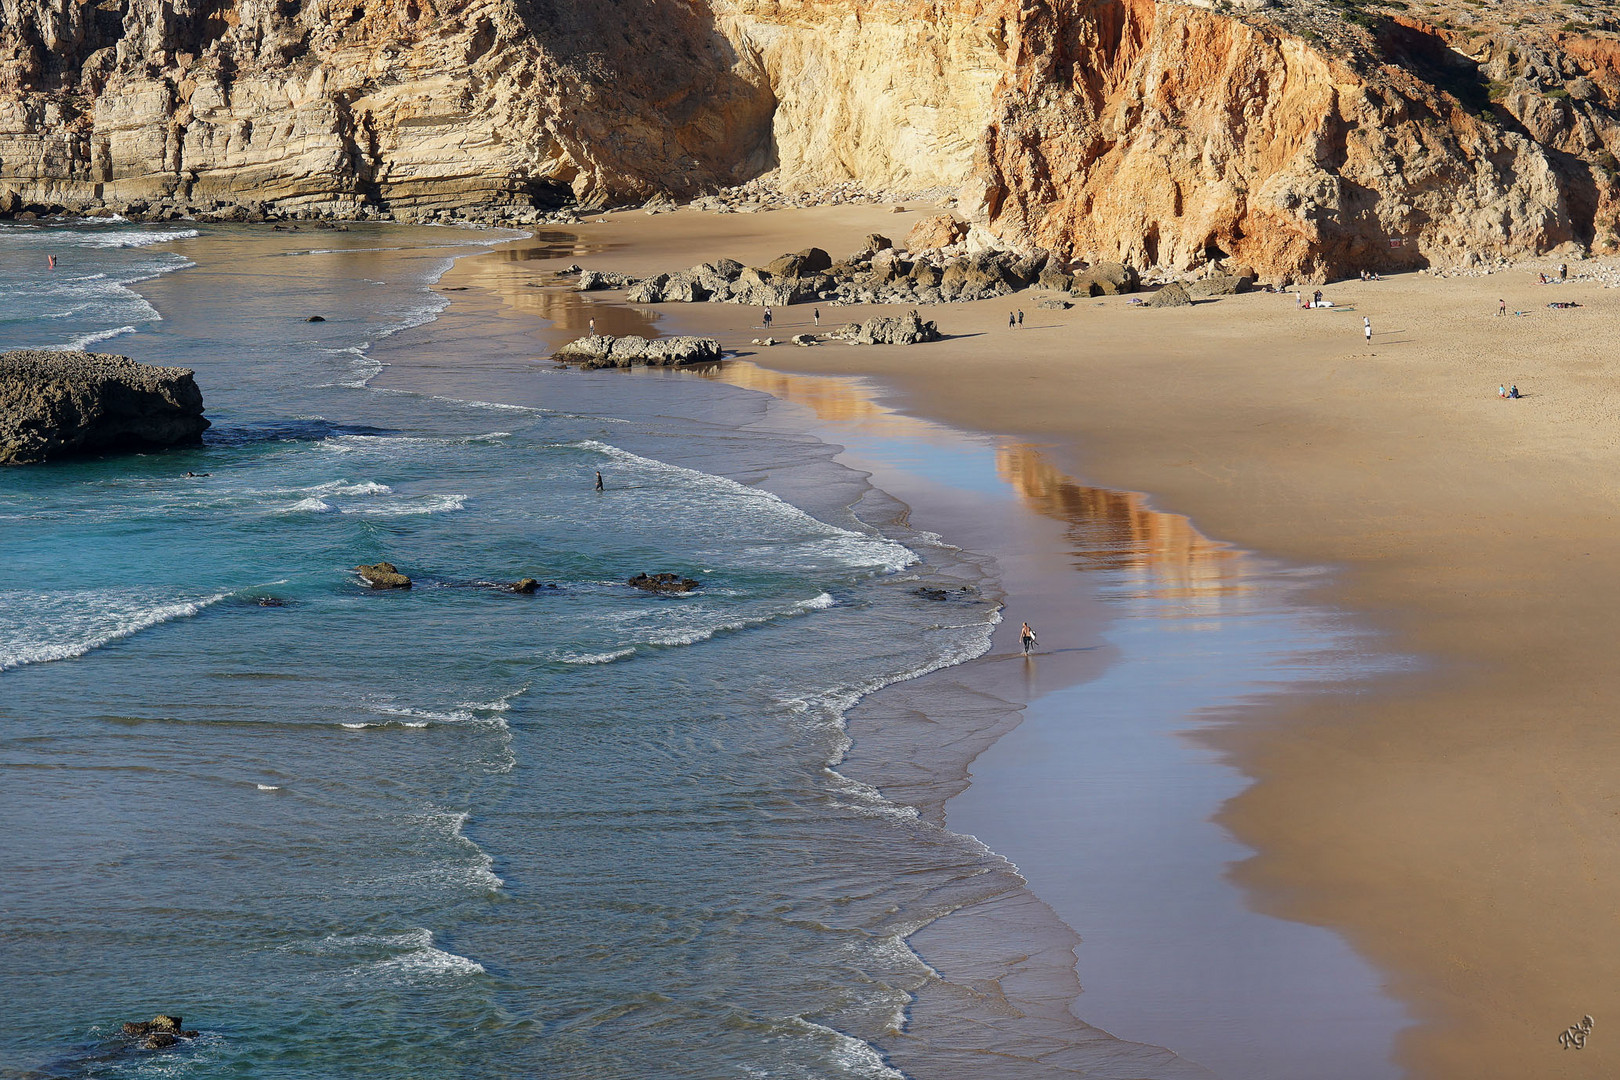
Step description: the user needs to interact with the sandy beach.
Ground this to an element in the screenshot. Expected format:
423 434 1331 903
408 204 1620 1078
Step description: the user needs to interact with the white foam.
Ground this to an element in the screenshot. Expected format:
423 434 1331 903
339 493 465 516
789 1020 906 1080
0 589 229 672
573 440 917 573
555 647 636 665
255 784 281 791
286 497 334 513
64 324 137 350
76 227 200 249
312 928 486 979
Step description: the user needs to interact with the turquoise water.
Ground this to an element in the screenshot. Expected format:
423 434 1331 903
0 223 1010 1078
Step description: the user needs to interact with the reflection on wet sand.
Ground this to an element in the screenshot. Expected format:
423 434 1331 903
441 230 661 340
702 359 1248 606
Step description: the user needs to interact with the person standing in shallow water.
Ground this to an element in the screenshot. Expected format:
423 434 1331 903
594 470 604 492
1020 621 1037 654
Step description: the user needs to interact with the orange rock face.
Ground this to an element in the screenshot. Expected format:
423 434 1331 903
1 0 1617 274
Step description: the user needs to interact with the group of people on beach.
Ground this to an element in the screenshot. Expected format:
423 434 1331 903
1007 310 1024 328
1498 384 1521 399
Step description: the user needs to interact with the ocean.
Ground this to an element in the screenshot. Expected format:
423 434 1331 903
0 220 1014 1079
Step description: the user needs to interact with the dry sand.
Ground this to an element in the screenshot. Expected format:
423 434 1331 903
434 205 1620 1078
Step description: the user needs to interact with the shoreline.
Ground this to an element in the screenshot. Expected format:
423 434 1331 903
554 206 1620 1078
372 212 1413 1077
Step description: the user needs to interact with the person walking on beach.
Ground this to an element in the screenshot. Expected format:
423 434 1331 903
1363 316 1372 343
595 470 604 492
763 306 772 328
1499 299 1507 317
1017 309 1024 328
1020 621 1037 655
813 308 821 327
588 317 596 336
1008 311 1015 329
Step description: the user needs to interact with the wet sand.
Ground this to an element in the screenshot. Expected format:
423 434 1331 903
405 205 1620 1078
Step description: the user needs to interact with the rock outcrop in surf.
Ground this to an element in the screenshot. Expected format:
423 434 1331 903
0 350 209 464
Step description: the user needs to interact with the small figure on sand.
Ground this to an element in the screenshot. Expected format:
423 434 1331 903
588 317 596 336
595 470 604 492
1363 316 1372 343
1008 311 1015 329
1499 299 1506 317
1559 263 1568 281
1017 309 1024 328
763 307 773 328
1509 384 1521 399
1020 621 1037 655
813 308 821 327
1498 384 1508 399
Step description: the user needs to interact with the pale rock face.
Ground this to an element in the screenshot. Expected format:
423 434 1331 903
2 0 1619 275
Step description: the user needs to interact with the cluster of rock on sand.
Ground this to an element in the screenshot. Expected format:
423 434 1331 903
569 214 1262 314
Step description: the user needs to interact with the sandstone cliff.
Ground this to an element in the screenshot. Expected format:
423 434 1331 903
0 349 209 463
3 0 1619 276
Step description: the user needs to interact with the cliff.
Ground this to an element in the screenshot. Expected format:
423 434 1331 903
0 350 210 463
3 0 1619 277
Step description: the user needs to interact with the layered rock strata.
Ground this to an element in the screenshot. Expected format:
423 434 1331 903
0 350 209 464
4 0 1620 274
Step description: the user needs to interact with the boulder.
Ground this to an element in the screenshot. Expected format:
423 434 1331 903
1071 262 1139 296
860 233 894 254
357 562 412 589
575 269 640 291
906 214 968 251
1037 265 1074 292
1146 282 1193 307
833 310 942 345
554 334 721 368
1 350 210 465
305 315 326 322
628 572 702 594
1038 298 1072 309
511 578 540 594
1188 274 1252 298
791 334 818 346
625 273 670 303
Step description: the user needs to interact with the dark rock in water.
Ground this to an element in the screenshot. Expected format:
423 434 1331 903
914 587 949 601
1146 282 1193 307
124 1015 195 1045
554 334 722 369
0 350 210 465
511 578 541 594
628 572 702 594
914 585 982 601
832 310 941 345
305 315 326 322
356 561 412 589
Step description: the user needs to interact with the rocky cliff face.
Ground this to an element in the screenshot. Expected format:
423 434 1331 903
3 0 1619 276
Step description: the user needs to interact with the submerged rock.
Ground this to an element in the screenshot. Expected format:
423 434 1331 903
0 350 210 465
628 572 702 594
356 562 412 589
